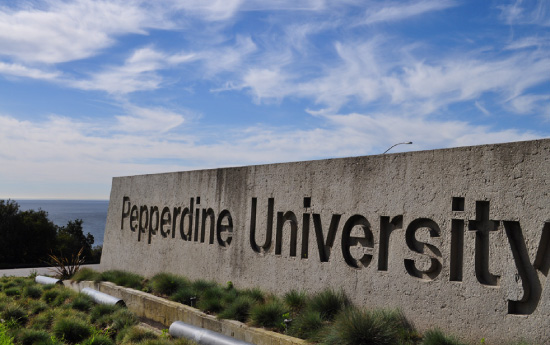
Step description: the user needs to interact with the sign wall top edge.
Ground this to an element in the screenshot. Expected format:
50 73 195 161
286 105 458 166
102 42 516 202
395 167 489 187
111 138 550 179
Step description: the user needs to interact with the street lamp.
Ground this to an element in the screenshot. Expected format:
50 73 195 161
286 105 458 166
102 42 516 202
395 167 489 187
383 141 413 154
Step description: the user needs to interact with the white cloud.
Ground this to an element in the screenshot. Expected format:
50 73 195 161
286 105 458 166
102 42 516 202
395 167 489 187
0 0 172 64
199 36 257 76
363 0 457 25
508 94 550 115
0 62 59 80
499 0 550 26
236 36 550 117
71 47 196 94
115 105 186 133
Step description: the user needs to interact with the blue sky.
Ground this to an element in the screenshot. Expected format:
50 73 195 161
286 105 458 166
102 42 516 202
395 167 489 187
0 0 548 200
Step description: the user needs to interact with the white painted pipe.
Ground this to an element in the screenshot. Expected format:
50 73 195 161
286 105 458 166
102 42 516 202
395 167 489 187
169 321 254 345
35 275 62 285
81 287 126 307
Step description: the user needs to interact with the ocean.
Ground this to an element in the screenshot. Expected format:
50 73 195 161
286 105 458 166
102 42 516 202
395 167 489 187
15 200 109 247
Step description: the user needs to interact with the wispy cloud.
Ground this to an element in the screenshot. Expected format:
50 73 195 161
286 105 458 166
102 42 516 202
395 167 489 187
71 47 196 94
0 62 60 80
0 1 173 64
363 0 457 25
499 0 550 26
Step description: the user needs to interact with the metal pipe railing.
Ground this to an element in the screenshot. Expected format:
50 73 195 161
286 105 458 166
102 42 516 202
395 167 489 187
169 321 254 345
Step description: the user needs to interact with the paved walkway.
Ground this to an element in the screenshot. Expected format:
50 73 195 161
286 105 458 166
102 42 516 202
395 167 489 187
0 264 101 277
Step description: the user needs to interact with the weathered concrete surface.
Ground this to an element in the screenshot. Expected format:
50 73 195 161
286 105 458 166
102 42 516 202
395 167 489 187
64 281 306 345
101 139 550 344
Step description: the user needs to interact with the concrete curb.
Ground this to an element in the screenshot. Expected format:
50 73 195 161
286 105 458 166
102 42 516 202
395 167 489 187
63 280 306 345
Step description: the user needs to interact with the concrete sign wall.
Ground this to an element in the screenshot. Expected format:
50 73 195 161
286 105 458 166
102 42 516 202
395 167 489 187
101 139 550 343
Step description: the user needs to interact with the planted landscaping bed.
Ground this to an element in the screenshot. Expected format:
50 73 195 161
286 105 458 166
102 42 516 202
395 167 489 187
70 269 535 345
0 276 194 345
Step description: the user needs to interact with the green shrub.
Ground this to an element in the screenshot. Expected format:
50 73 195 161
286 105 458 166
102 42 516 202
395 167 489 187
309 289 349 321
0 323 13 345
218 295 255 322
90 304 119 325
4 288 20 298
322 308 410 345
170 287 198 306
15 329 52 345
2 282 16 291
287 309 325 340
2 304 28 325
70 293 94 311
110 308 138 333
422 329 467 345
71 268 101 282
42 289 60 305
284 290 308 312
118 326 158 344
29 310 58 330
191 279 216 291
197 286 224 313
96 270 144 290
250 300 286 330
28 300 48 315
53 317 91 344
51 289 75 307
148 273 189 296
82 334 114 345
140 340 174 345
241 288 265 303
23 285 43 299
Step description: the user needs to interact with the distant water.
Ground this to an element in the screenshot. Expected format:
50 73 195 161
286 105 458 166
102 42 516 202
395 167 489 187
15 200 109 247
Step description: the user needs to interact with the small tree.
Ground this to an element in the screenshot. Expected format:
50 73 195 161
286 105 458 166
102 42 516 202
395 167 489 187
55 219 95 261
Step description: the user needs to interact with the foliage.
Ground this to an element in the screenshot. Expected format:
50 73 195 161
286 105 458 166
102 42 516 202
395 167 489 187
321 308 410 345
48 248 85 280
83 334 114 345
421 329 467 345
309 289 350 321
287 309 325 340
15 328 52 345
72 267 101 282
0 200 101 269
218 295 255 322
0 200 57 266
1 304 28 325
95 270 144 290
118 326 158 344
55 219 94 261
250 300 287 330
284 289 308 312
53 317 91 344
70 293 94 311
0 323 14 345
23 285 43 299
148 273 189 296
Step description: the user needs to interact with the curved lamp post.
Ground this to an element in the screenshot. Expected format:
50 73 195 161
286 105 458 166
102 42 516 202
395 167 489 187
383 141 413 154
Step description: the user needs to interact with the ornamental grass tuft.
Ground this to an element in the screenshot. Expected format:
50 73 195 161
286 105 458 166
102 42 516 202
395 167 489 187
52 317 91 344
287 309 325 341
218 295 255 322
15 328 52 345
284 289 308 312
23 285 43 299
308 289 349 321
421 329 467 345
321 308 410 345
250 299 287 330
2 304 28 326
96 270 144 290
